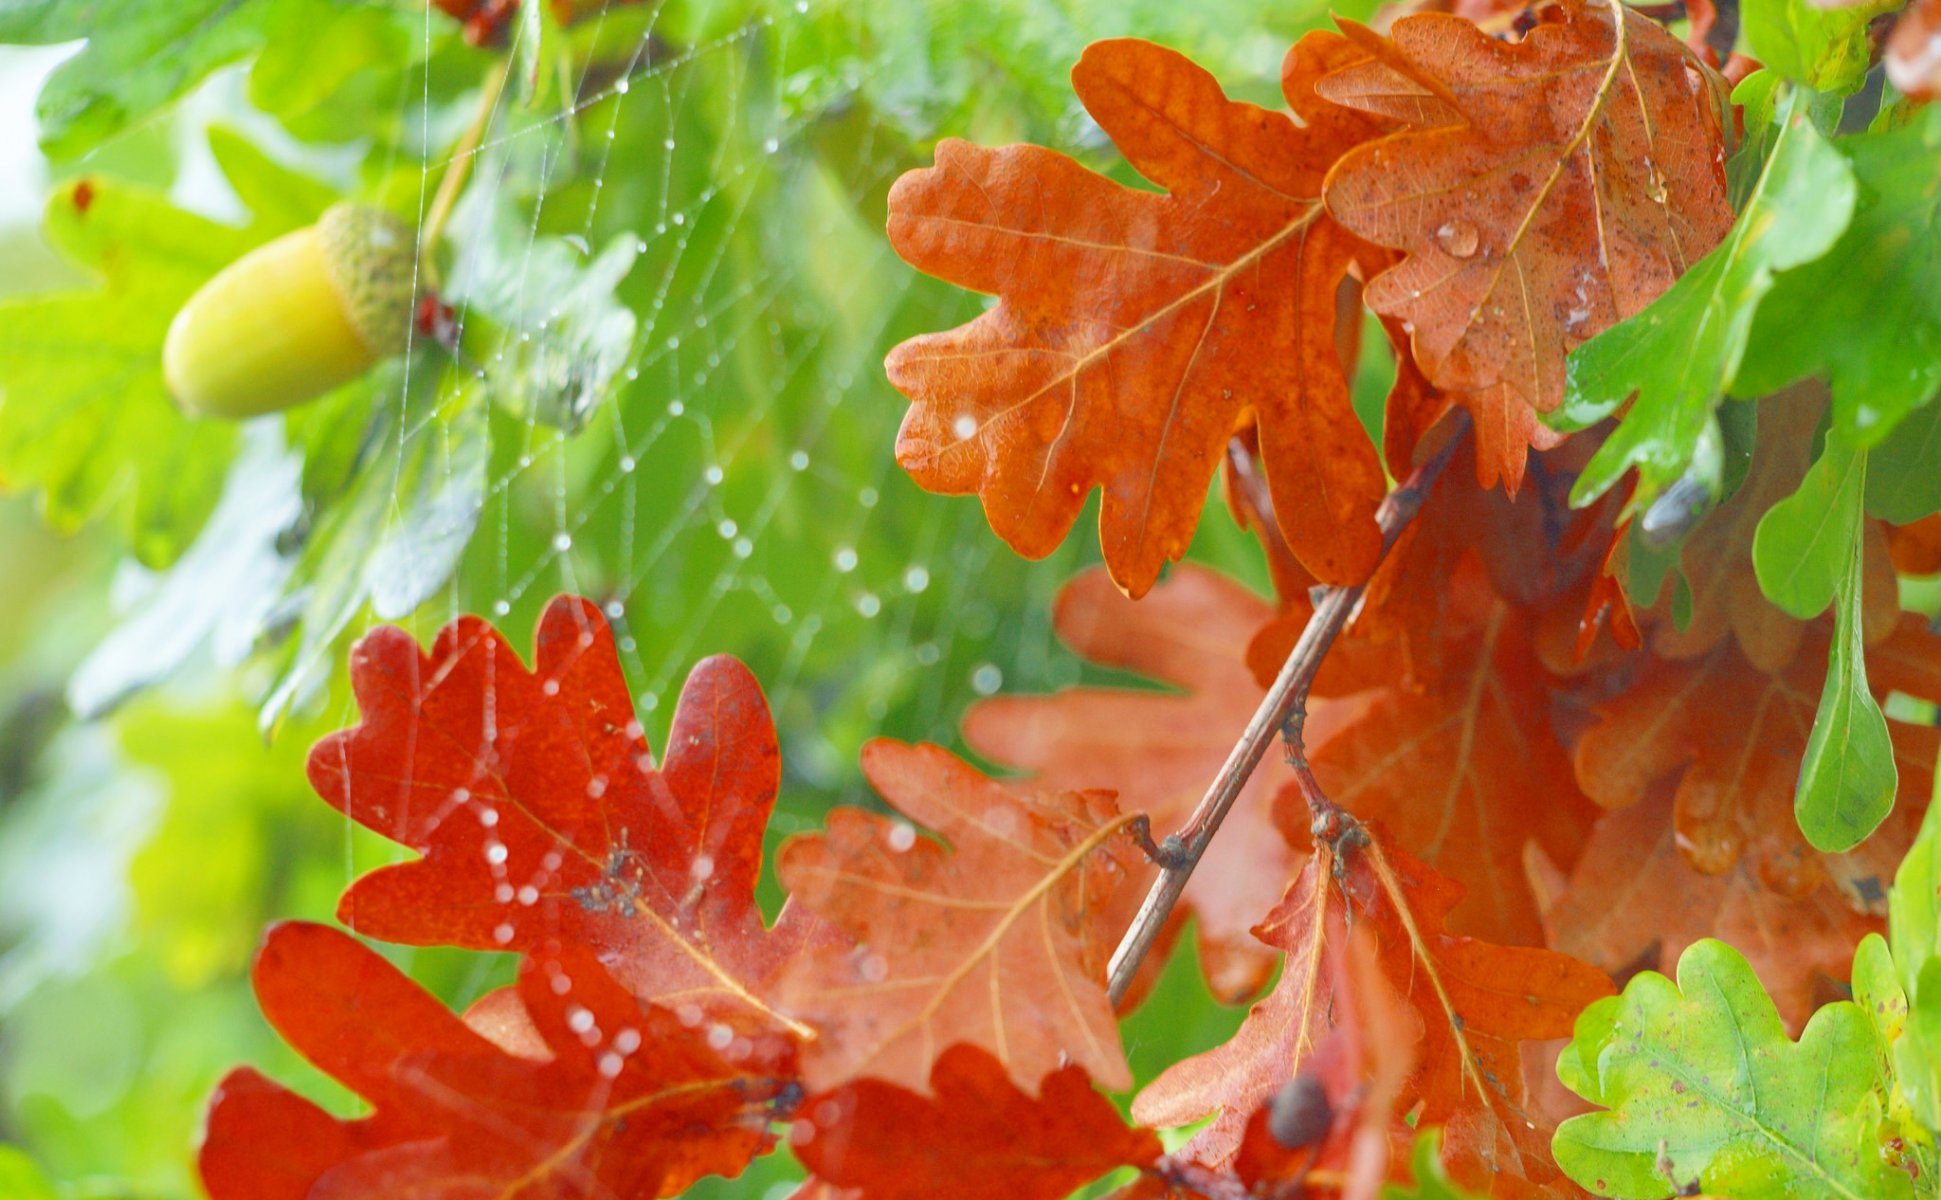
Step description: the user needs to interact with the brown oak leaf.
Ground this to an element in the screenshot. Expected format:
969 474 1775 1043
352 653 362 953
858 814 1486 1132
776 740 1135 1094
1572 616 1941 892
1317 0 1735 483
1536 782 1879 1030
885 36 1390 595
309 596 821 1042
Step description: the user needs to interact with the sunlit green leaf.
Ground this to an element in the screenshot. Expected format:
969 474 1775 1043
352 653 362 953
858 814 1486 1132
1554 938 1908 1199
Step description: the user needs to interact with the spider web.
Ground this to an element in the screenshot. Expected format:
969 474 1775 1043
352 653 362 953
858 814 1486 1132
10 0 1300 1190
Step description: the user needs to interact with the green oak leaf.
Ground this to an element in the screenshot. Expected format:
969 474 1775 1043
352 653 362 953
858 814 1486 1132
1563 85 1856 509
1795 466 1897 852
1891 767 1941 972
1741 0 1902 94
0 1 278 159
0 130 330 567
1897 960 1941 1133
1738 107 1941 447
1554 938 1908 1200
1753 432 1863 619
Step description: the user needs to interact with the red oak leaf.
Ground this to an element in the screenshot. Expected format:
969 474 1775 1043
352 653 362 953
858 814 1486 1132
1316 0 1734 483
790 1045 1162 1200
309 596 820 1041
885 36 1389 596
776 741 1136 1094
200 922 787 1200
1133 826 1611 1172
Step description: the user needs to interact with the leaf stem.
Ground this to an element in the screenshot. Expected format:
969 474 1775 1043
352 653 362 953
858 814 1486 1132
1104 412 1469 1006
420 58 512 287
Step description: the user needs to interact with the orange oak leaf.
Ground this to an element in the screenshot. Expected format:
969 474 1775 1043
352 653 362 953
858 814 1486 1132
789 1045 1162 1200
1316 0 1734 480
1429 1107 1585 1199
1537 783 1879 1030
1132 825 1612 1171
776 740 1136 1094
1280 562 1601 945
963 564 1370 1004
200 922 787 1200
1891 514 1941 575
1229 930 1413 1200
1572 616 1941 889
884 35 1390 596
308 596 821 1041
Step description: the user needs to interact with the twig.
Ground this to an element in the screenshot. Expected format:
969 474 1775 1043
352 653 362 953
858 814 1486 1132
419 57 512 287
1105 413 1470 1005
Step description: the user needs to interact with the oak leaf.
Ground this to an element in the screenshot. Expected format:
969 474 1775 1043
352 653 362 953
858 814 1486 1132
308 596 820 1040
1537 783 1879 1031
964 564 1356 1004
1316 0 1734 483
1132 825 1612 1171
1572 616 1941 891
884 36 1389 596
1228 930 1413 1200
1282 563 1601 945
776 740 1135 1094
790 1045 1161 1200
200 922 787 1200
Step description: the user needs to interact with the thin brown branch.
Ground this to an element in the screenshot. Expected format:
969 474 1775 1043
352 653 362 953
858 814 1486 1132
1105 412 1470 1005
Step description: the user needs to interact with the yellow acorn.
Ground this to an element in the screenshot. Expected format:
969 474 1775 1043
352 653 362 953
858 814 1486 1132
163 202 417 418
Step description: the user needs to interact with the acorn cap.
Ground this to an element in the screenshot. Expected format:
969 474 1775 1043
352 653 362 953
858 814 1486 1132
314 202 416 357
163 202 417 419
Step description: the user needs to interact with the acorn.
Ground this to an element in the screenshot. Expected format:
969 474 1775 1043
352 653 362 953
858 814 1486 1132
163 202 417 419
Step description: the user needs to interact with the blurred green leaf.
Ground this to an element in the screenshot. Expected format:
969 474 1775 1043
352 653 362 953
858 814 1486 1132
1739 107 1941 447
0 130 330 568
1741 0 1898 94
1866 402 1941 523
0 1148 58 1200
0 0 275 158
1565 85 1856 509
1554 938 1907 1199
